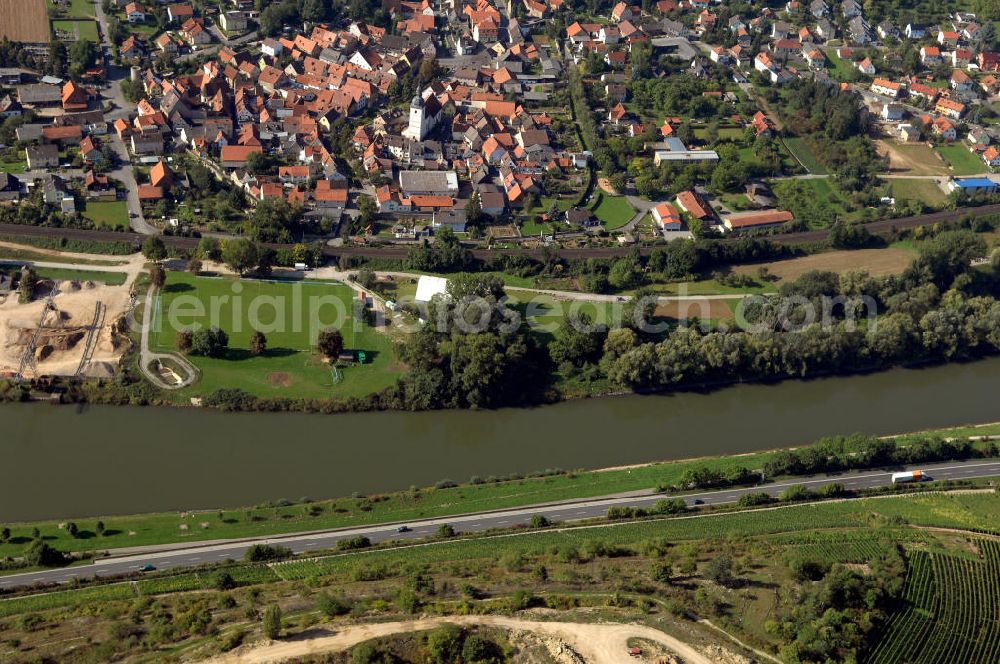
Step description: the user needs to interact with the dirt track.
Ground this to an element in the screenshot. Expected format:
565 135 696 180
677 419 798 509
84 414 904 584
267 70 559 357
202 616 715 664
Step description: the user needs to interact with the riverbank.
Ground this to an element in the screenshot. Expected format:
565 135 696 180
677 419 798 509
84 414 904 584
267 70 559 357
1 417 998 560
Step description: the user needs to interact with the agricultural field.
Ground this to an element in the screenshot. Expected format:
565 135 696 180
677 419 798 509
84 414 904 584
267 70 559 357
82 201 130 230
150 273 401 399
0 0 49 43
889 178 949 207
732 247 917 284
869 540 1000 664
51 18 98 41
936 144 988 176
590 194 636 230
783 137 829 174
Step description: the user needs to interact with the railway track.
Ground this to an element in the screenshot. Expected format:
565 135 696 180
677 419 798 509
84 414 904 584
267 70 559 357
1 203 997 262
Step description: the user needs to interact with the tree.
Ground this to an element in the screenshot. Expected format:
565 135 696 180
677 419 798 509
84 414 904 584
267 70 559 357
317 327 344 359
704 552 735 587
316 592 351 617
465 192 483 225
24 540 67 567
651 561 673 584
0 527 9 542
176 329 193 352
436 523 456 538
142 236 167 260
214 571 236 590
262 604 282 639
149 264 166 289
357 194 377 227
18 267 36 304
197 236 222 261
222 238 259 276
462 635 500 663
190 327 229 358
95 521 105 537
250 331 267 356
427 624 464 664
66 522 79 538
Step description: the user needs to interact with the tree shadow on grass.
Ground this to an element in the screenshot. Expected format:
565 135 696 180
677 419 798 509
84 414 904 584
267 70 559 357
224 347 299 361
163 282 194 294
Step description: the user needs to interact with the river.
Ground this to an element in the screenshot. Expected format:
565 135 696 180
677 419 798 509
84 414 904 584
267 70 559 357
1 357 998 521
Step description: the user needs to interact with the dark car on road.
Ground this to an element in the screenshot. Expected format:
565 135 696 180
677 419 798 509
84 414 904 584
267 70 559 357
397 526 411 533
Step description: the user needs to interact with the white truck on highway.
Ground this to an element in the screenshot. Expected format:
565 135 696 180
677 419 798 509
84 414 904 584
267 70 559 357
891 470 925 484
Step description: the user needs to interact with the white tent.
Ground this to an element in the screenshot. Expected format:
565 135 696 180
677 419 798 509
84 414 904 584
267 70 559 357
414 275 449 303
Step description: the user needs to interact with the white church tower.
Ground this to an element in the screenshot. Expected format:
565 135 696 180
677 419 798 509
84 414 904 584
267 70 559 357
403 95 428 141
403 93 441 141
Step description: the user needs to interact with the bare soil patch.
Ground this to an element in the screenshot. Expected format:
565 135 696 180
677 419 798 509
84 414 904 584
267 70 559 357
598 177 618 195
733 248 915 284
0 279 133 379
0 0 49 43
202 616 716 664
875 140 949 176
266 371 293 387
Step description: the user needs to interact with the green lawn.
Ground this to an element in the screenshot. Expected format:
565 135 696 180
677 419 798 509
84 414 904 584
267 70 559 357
82 201 129 230
937 144 988 175
591 194 636 230
520 219 555 236
822 48 856 81
52 19 99 41
783 137 829 175
47 0 95 17
889 178 948 207
150 273 401 400
0 157 26 174
33 267 126 285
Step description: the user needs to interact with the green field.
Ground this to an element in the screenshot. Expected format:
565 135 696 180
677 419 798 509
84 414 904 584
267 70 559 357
82 201 129 229
889 178 948 207
591 194 636 230
937 144 987 175
51 19 99 41
150 273 401 399
783 137 829 175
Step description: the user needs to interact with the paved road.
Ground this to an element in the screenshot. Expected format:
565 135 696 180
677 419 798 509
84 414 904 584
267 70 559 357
2 459 998 590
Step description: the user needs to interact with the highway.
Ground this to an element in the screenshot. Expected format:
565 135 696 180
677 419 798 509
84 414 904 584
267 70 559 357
2 459 998 591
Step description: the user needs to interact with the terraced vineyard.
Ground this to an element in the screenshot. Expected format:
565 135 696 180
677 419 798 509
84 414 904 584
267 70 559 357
869 540 1000 664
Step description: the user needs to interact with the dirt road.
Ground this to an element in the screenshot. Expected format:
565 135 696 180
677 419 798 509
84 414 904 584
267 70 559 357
203 615 715 664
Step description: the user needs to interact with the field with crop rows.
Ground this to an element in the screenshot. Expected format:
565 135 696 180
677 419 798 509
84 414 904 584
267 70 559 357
869 540 1000 664
0 583 134 618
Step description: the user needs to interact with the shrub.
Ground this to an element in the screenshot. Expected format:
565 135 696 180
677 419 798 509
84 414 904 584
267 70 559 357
243 544 292 562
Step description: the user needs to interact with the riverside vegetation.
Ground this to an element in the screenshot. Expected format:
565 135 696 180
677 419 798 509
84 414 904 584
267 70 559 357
2 489 1000 663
